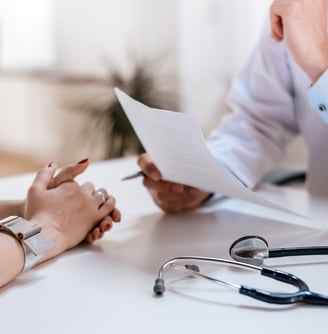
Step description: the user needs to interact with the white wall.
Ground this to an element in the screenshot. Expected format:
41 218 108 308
0 0 56 70
177 0 273 134
0 0 178 163
0 0 307 165
54 0 139 76
54 0 177 78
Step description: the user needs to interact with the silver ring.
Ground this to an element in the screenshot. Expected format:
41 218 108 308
95 190 106 205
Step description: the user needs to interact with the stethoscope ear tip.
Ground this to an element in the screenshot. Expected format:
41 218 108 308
153 278 165 296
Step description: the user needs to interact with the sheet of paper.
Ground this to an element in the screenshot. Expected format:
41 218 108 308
115 88 301 215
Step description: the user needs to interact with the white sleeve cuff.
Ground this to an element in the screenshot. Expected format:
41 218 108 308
308 69 328 124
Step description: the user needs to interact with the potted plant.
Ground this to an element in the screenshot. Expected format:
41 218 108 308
65 56 178 159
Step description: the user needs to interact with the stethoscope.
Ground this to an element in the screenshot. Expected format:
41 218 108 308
153 237 328 306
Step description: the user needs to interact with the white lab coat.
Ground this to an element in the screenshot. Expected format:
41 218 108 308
207 23 328 197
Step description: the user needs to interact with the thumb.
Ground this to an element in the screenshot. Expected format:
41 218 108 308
49 158 89 189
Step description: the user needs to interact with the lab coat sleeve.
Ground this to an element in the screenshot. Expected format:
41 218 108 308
207 24 300 189
308 69 328 125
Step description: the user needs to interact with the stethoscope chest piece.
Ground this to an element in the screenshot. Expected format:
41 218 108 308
229 235 269 266
229 235 328 266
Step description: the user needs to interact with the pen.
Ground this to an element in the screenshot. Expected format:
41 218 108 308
121 170 145 181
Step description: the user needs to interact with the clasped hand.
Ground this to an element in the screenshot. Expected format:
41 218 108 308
24 159 121 260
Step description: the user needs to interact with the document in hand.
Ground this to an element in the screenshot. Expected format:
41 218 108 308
115 88 298 215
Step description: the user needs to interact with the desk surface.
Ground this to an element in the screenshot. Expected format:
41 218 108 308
1 157 327 334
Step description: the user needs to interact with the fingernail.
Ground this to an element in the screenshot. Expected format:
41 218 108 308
78 158 89 164
105 223 112 231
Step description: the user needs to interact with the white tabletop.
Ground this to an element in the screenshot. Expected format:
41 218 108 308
1 157 328 334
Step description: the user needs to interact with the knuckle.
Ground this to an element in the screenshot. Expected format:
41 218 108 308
102 197 116 210
107 195 116 207
84 181 94 188
154 191 167 202
27 186 37 197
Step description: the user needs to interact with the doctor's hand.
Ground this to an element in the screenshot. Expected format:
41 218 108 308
270 0 328 83
137 153 212 213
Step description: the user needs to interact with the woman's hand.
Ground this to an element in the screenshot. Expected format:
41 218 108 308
138 153 212 213
47 159 121 243
270 0 328 82
24 163 120 260
47 158 89 189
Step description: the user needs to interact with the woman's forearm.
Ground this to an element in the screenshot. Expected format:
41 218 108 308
0 200 25 219
0 233 25 287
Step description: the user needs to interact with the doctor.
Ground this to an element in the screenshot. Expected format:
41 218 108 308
138 0 328 213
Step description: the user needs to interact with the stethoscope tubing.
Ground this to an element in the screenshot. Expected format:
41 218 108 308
269 246 328 258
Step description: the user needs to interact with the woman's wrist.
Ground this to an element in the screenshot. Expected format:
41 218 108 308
0 200 25 220
0 233 25 286
0 216 54 273
26 216 64 262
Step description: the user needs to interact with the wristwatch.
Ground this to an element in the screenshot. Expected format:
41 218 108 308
0 216 53 272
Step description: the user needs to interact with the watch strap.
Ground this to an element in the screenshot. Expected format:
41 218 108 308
0 216 53 272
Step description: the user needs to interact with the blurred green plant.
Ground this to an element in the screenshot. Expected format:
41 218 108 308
65 57 178 159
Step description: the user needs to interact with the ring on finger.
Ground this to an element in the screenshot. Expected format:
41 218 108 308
95 190 106 205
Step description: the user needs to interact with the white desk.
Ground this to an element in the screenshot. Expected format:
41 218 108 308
1 157 327 334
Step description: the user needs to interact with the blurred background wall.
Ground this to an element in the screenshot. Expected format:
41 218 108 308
0 0 306 175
